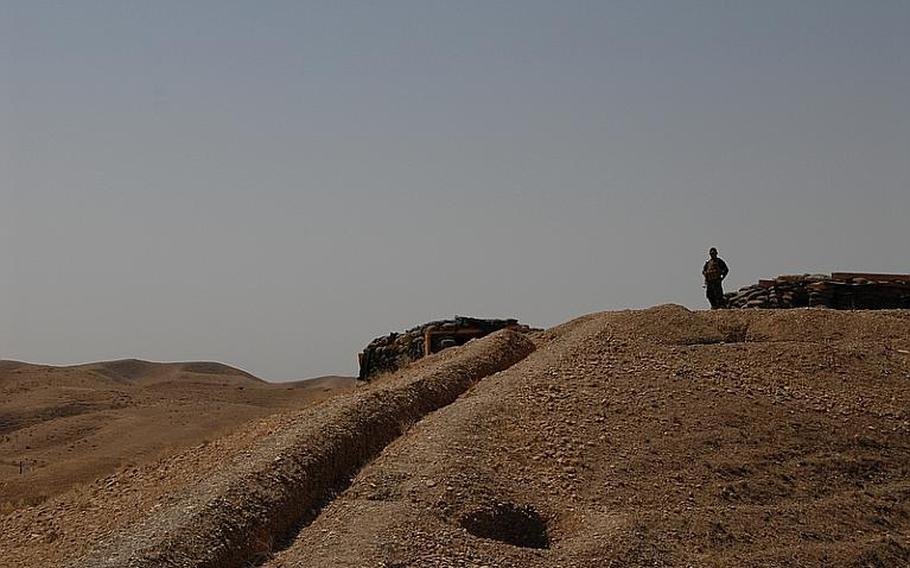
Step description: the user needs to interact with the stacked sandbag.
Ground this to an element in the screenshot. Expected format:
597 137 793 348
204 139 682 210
725 273 910 310
724 274 828 309
358 317 534 380
808 273 910 309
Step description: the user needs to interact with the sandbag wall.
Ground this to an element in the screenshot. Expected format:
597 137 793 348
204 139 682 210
724 275 823 309
808 279 910 309
358 317 533 380
725 273 910 310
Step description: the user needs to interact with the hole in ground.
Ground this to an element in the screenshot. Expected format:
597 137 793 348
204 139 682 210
459 502 550 549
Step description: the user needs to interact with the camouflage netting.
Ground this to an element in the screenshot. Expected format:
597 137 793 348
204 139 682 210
725 273 910 310
358 317 536 380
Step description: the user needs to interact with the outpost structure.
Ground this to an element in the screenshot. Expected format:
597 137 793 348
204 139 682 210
358 317 535 380
357 274 910 380
725 272 910 310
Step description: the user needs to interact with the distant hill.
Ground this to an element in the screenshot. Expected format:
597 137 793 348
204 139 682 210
0 359 355 510
74 359 265 386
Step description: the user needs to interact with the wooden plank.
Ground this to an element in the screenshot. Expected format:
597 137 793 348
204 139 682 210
423 330 433 357
831 272 910 282
426 328 484 338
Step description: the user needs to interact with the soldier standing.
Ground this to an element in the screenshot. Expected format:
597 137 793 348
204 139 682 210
702 247 729 309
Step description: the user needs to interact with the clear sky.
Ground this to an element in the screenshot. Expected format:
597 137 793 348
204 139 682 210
2 1 908 379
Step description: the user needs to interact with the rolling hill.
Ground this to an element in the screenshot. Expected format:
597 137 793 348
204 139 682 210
0 359 355 510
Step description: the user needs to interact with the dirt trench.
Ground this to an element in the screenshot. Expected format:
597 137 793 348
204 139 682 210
67 330 535 568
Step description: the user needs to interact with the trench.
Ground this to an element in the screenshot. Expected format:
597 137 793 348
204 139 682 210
70 330 535 568
460 502 550 550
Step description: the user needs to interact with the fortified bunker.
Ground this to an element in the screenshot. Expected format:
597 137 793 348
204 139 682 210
358 317 535 380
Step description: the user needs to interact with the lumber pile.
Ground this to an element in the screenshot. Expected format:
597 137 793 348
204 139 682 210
358 317 535 380
725 273 910 310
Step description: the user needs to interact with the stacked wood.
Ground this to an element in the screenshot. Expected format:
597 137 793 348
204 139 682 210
358 317 535 380
725 273 910 310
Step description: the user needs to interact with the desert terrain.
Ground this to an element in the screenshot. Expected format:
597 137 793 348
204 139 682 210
2 306 909 567
0 359 355 511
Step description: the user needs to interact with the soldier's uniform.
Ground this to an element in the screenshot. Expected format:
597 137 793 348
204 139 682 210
702 251 729 309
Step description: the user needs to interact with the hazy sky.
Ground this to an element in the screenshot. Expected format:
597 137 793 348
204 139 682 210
2 1 908 379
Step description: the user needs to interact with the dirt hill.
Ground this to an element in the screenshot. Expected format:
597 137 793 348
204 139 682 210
2 307 908 568
71 359 265 385
0 360 355 510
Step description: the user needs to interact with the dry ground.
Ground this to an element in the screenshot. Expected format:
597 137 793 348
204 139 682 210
262 306 910 568
0 359 354 510
2 306 909 568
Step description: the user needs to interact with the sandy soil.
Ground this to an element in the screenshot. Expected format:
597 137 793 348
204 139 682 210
2 306 909 568
0 359 355 510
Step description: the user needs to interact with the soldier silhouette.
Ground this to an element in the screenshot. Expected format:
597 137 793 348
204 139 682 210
702 247 729 309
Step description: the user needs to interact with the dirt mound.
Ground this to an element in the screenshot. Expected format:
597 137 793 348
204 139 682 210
703 308 910 344
3 307 909 568
606 304 730 345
